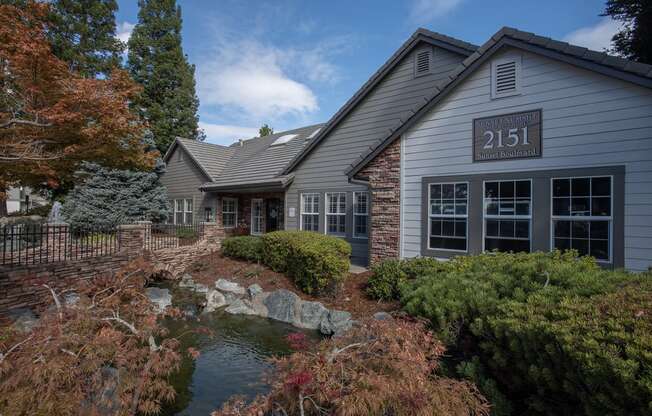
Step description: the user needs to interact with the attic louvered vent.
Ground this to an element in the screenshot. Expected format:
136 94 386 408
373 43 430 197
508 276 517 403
491 55 521 99
414 48 433 77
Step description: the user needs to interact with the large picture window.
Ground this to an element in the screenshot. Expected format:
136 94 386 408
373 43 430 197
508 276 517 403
484 179 531 253
301 193 319 232
551 176 612 262
184 199 193 225
222 198 237 228
251 199 263 235
326 192 346 235
353 192 369 238
429 183 468 251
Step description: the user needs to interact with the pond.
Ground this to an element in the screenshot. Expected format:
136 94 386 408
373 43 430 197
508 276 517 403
158 285 319 415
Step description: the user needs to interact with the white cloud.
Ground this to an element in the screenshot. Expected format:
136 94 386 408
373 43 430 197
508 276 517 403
409 0 463 24
197 40 321 120
198 122 259 145
564 19 620 52
116 21 135 44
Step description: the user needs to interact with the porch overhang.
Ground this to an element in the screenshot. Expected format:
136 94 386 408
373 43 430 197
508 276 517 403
198 174 294 194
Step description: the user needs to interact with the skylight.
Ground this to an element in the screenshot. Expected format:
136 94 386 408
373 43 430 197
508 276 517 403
307 128 321 139
271 134 298 146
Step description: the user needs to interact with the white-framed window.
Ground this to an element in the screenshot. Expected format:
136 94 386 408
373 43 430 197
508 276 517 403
204 207 214 222
167 200 174 224
483 179 532 253
300 193 320 232
551 176 612 262
184 198 193 224
353 191 369 239
429 182 468 251
325 192 346 235
491 55 521 99
251 199 264 235
175 199 184 225
222 198 237 228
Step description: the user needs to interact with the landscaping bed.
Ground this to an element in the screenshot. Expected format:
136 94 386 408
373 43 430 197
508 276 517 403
185 252 399 319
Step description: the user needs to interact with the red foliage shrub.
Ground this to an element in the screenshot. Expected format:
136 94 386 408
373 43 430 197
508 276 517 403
213 318 490 416
0 259 198 415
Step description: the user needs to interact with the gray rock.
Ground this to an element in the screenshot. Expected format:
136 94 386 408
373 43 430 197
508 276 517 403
204 290 227 312
63 292 80 307
223 291 241 306
225 298 257 315
263 289 300 324
8 308 38 333
247 284 263 298
320 310 353 336
373 311 393 321
145 287 172 313
192 283 209 294
297 301 328 329
216 278 245 295
250 292 270 317
179 274 196 288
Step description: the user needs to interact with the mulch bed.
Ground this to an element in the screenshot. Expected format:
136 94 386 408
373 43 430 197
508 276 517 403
184 252 400 319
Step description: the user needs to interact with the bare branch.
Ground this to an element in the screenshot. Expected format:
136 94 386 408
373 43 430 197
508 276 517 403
0 334 34 365
327 342 364 364
0 118 52 129
43 284 62 321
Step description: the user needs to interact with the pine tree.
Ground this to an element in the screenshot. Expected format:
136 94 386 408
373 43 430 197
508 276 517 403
127 0 200 154
604 0 652 64
48 0 124 78
259 124 274 137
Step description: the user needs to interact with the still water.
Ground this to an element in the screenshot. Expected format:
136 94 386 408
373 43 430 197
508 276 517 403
159 286 318 415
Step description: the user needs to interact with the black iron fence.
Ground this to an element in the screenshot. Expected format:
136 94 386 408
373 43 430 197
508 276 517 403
1 223 119 267
144 223 204 250
1 222 205 267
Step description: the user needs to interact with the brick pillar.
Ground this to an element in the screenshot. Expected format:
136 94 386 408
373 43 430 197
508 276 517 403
202 222 224 244
117 224 146 256
355 138 401 265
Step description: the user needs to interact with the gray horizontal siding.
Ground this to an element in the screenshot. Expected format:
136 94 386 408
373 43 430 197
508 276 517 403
160 146 214 223
286 44 468 266
401 47 652 271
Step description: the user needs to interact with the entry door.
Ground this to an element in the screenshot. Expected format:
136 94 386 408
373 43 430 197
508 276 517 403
266 198 284 232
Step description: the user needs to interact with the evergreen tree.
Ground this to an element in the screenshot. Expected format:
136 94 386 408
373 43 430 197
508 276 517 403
127 0 200 154
48 0 124 78
604 0 652 64
259 124 274 137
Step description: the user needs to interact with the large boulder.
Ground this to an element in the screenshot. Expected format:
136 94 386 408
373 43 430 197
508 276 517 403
263 289 300 324
297 301 328 330
320 310 353 336
204 290 227 313
247 284 263 298
145 287 172 313
215 279 245 296
225 298 257 315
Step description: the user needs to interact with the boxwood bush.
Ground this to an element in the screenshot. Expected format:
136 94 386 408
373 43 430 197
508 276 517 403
399 250 651 415
262 231 351 294
222 236 263 262
367 256 448 301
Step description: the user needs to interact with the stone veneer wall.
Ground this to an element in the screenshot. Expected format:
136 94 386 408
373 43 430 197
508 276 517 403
355 138 401 265
0 222 222 319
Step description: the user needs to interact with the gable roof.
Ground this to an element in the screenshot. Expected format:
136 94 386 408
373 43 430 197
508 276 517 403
346 26 652 179
164 124 325 191
280 28 478 175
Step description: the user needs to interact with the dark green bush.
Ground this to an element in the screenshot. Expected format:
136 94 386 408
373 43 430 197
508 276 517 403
367 256 449 301
261 231 351 294
222 236 263 262
400 250 648 415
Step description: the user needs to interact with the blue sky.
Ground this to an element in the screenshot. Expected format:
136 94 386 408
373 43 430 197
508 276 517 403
115 0 618 145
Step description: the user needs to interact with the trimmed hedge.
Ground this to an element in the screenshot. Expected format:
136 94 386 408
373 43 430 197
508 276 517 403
398 251 651 415
367 256 447 301
262 231 351 294
222 236 263 262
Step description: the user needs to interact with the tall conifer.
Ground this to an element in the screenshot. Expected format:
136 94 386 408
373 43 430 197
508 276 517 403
127 0 200 154
48 0 124 78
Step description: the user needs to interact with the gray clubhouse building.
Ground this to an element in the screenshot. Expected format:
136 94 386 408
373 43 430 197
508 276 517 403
161 27 652 271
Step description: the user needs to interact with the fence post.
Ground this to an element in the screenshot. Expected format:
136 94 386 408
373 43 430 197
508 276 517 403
135 221 152 250
117 223 146 257
201 222 224 245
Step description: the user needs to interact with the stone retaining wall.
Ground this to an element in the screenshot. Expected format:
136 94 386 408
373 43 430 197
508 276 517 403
0 222 222 320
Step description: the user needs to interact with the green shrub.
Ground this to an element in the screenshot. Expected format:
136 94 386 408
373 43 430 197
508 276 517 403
261 231 351 294
400 250 647 415
222 236 263 262
367 256 449 301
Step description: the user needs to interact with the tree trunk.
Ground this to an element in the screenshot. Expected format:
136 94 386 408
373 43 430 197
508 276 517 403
0 185 8 217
